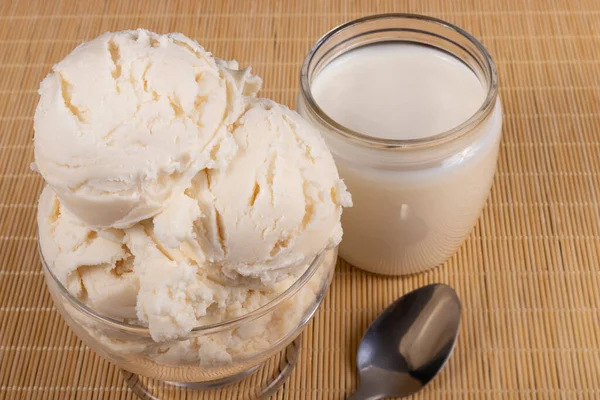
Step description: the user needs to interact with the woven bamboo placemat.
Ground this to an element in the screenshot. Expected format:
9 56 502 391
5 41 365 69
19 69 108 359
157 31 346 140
1 0 599 399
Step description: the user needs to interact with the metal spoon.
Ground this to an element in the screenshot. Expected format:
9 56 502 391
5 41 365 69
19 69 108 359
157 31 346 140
348 283 461 400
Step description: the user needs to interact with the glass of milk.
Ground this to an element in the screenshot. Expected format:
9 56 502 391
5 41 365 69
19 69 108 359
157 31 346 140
298 14 502 275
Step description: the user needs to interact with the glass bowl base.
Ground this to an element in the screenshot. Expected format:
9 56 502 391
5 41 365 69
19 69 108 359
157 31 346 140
122 335 302 399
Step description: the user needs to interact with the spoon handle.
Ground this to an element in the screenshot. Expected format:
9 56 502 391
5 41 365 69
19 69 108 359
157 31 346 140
347 385 382 400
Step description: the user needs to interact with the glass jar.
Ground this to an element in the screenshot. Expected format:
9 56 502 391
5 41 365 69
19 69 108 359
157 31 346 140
298 14 501 275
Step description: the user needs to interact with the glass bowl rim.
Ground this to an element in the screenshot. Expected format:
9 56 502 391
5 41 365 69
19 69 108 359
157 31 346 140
39 236 327 337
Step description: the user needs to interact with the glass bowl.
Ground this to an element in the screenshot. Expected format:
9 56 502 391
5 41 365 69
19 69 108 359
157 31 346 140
40 241 338 398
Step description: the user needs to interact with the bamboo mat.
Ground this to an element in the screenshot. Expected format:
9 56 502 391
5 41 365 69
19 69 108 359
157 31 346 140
1 0 599 399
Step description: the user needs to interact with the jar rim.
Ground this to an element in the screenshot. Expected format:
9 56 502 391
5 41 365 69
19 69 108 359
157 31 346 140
299 13 499 150
39 236 325 337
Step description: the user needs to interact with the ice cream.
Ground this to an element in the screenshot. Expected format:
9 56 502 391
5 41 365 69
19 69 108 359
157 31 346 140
175 98 350 286
35 29 351 348
34 29 259 229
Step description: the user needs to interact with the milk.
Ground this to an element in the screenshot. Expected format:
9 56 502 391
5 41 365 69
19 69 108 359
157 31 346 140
312 44 485 140
305 43 502 275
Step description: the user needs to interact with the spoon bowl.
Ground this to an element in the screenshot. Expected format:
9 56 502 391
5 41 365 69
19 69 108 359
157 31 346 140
349 283 461 400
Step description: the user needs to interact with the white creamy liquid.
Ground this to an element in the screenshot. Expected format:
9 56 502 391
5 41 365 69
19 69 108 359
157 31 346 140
312 44 485 139
308 43 502 274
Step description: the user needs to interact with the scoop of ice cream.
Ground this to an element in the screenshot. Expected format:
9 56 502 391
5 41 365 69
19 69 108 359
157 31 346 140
37 186 138 318
154 99 352 285
34 29 259 229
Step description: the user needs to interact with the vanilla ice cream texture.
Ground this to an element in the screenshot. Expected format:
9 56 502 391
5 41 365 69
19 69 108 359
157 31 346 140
36 29 351 342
